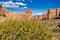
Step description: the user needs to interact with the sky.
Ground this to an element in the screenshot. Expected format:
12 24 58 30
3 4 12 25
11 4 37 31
0 0 60 16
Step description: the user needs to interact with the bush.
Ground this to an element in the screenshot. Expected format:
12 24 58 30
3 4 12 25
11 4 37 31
53 28 60 33
0 19 54 40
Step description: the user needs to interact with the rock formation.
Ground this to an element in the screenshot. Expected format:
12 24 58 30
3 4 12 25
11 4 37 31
47 9 57 19
0 5 8 21
35 8 60 20
0 5 6 16
19 9 32 20
0 5 60 21
24 9 32 19
47 9 60 19
0 5 32 21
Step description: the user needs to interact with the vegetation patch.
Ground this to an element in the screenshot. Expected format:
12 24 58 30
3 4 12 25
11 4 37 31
0 19 55 40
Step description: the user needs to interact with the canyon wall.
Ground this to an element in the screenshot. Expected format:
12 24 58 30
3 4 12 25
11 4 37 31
0 5 60 21
0 5 32 21
47 9 60 19
36 8 60 20
47 9 57 19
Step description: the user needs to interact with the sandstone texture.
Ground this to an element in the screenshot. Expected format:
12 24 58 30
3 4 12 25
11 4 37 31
0 5 32 21
36 8 60 20
0 5 60 21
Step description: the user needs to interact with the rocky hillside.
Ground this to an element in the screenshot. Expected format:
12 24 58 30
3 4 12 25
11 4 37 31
35 9 60 20
0 5 32 21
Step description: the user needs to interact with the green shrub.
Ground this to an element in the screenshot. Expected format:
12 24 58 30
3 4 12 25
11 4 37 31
0 19 54 40
53 28 60 33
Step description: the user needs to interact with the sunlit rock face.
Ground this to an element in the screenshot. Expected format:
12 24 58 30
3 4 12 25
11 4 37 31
24 9 32 19
42 14 47 19
47 9 57 19
56 9 60 17
35 8 60 20
45 9 60 19
35 14 47 20
20 9 32 20
38 15 43 20
1 5 60 21
0 5 5 16
19 9 32 20
47 9 60 19
6 12 22 20
0 5 7 21
0 5 32 21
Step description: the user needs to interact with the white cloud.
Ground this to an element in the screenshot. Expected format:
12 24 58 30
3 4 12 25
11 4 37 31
0 1 27 8
23 7 27 8
18 0 25 2
22 0 25 1
38 13 43 15
32 13 43 16
3 5 19 8
15 2 27 6
20 7 27 9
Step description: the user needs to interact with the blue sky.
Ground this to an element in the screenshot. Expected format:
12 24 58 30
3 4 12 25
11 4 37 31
0 0 60 16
